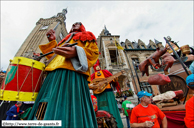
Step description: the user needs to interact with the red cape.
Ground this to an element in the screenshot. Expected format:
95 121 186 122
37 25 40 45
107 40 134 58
58 23 97 46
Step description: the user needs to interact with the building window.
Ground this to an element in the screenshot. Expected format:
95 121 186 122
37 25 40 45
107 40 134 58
128 45 132 49
109 50 118 65
140 82 153 93
121 42 125 47
40 25 49 30
141 45 146 49
132 58 139 70
59 32 63 40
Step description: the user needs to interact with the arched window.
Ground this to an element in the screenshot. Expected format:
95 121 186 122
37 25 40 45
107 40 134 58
128 45 132 49
109 49 118 65
141 45 146 49
131 55 140 70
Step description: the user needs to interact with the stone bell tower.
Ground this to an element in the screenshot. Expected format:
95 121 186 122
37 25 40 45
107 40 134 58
96 25 132 90
15 9 68 62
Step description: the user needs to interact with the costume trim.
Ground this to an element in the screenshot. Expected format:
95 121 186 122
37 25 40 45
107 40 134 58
70 46 88 72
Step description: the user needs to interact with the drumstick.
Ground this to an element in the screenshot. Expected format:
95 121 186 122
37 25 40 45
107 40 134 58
34 42 78 60
47 22 60 38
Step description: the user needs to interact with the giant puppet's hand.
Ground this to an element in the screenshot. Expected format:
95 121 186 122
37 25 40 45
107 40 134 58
139 47 167 76
52 43 77 59
185 54 194 62
46 29 56 42
161 52 175 71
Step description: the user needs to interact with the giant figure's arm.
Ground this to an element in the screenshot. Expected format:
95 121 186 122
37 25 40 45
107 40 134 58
83 41 99 68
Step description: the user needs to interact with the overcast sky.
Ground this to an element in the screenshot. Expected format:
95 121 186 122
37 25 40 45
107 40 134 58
1 1 193 70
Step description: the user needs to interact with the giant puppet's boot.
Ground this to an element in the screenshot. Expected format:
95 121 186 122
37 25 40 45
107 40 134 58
148 73 171 85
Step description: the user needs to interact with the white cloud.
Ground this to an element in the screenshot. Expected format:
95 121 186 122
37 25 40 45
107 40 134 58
1 1 193 70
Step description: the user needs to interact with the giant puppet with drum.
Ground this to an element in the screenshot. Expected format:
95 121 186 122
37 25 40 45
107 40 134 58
26 22 99 128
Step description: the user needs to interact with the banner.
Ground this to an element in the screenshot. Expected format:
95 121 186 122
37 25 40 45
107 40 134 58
114 37 124 50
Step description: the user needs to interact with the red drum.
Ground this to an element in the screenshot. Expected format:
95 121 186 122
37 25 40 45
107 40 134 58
0 57 45 101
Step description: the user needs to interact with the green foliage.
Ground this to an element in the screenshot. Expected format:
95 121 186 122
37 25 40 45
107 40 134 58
116 90 133 98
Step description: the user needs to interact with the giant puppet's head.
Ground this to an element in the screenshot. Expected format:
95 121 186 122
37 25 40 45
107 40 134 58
58 22 97 46
93 59 101 72
69 22 86 33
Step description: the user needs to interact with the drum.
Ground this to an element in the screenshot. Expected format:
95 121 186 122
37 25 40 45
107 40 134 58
159 75 187 97
0 57 45 101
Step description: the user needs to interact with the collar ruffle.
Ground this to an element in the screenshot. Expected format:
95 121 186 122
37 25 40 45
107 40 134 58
58 31 97 46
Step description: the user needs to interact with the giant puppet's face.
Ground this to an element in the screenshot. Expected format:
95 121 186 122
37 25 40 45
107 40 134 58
71 22 81 32
96 65 101 71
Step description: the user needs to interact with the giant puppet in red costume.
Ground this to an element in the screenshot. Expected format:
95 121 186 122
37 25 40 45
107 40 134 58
91 59 124 128
27 22 99 128
91 59 121 92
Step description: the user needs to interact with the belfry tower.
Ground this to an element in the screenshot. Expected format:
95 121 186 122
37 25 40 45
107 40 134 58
96 26 132 90
15 9 68 62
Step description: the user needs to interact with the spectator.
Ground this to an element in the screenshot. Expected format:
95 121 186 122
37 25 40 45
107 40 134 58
184 74 194 127
117 101 122 113
119 98 124 105
122 96 132 128
130 91 167 128
6 101 24 120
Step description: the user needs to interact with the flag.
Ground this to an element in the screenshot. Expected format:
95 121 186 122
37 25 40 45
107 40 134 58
114 37 124 50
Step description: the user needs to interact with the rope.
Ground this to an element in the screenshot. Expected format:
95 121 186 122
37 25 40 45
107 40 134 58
0 100 4 107
17 63 34 96
32 62 34 92
167 68 185 76
17 59 20 93
32 70 44 96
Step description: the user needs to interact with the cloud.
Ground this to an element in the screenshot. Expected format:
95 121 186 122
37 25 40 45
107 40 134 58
1 1 193 70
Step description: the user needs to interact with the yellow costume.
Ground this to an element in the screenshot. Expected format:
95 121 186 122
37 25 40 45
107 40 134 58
39 39 99 81
28 23 99 128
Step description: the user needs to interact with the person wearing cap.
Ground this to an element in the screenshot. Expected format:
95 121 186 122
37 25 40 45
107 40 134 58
184 74 194 128
130 91 167 128
6 101 24 120
122 96 132 128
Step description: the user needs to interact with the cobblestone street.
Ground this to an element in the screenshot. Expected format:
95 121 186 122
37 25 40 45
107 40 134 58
120 113 128 128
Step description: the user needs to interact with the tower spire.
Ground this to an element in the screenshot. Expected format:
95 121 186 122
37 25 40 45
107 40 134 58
57 8 68 21
104 25 111 36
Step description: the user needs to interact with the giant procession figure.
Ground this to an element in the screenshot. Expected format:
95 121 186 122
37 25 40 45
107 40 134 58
27 22 99 128
90 59 124 128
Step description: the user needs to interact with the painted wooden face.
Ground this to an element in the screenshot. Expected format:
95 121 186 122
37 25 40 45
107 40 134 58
71 22 81 32
96 65 101 71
